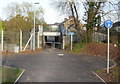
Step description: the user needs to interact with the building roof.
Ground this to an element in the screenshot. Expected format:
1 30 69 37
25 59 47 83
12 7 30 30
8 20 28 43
113 21 120 27
48 23 60 26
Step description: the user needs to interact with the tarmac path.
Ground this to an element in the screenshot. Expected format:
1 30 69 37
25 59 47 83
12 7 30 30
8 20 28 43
3 48 115 82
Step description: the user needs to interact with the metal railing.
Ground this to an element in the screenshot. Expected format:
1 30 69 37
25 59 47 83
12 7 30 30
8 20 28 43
43 28 60 32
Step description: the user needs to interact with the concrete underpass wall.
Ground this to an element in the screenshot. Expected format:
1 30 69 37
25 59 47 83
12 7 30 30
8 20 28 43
55 36 62 49
38 35 46 49
39 35 72 49
42 35 62 49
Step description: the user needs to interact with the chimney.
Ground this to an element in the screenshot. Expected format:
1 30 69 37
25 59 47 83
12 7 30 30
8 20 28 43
69 16 73 19
64 18 68 21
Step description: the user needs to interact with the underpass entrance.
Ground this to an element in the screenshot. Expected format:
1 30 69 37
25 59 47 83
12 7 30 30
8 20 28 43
39 26 63 49
44 36 62 49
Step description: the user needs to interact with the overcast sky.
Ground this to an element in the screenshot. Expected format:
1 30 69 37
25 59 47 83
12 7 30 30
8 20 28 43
0 0 119 24
0 0 67 24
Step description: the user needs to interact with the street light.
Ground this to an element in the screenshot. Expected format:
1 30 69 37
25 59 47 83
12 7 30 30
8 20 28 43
118 1 120 21
33 2 39 50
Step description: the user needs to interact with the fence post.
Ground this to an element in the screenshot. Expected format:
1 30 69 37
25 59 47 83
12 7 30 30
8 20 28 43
63 36 65 49
66 27 68 44
20 30 22 51
23 33 33 51
71 35 73 51
1 30 3 51
37 31 40 48
30 31 33 50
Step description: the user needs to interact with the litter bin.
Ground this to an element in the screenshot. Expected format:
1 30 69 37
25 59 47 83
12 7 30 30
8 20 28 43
14 46 19 53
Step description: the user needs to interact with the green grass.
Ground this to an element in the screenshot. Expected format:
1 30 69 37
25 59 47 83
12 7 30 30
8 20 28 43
70 43 87 54
0 66 23 84
94 68 106 73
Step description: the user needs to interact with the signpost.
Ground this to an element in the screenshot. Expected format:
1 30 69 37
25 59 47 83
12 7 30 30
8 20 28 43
105 19 113 73
69 32 74 51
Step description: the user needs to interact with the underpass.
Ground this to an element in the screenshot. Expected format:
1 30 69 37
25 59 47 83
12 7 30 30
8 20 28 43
41 26 63 49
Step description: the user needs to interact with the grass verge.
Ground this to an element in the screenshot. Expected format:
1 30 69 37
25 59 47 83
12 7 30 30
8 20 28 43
64 42 119 82
0 66 24 84
65 42 87 54
94 62 120 82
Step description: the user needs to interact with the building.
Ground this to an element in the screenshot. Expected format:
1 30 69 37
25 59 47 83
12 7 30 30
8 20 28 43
45 23 60 32
59 16 84 42
113 21 120 32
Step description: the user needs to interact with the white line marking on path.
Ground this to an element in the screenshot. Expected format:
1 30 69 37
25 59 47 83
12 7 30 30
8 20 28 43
92 71 107 84
92 59 116 84
58 54 64 56
14 69 25 84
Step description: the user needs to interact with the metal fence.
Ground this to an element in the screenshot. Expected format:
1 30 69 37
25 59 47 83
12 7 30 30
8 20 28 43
22 30 31 50
4 31 20 52
92 29 119 44
0 31 1 51
0 30 39 52
92 31 107 43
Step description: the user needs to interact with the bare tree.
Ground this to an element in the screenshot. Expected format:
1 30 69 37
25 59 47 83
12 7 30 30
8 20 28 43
4 2 45 25
52 0 83 40
82 1 118 42
52 0 118 42
83 1 102 42
4 2 21 19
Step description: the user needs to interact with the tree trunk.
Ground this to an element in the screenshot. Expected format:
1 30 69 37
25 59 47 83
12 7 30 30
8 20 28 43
69 2 77 29
69 2 84 41
86 26 93 42
85 2 102 42
73 3 79 20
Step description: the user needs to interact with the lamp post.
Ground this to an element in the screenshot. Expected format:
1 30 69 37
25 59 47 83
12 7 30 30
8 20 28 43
33 2 39 50
118 1 120 21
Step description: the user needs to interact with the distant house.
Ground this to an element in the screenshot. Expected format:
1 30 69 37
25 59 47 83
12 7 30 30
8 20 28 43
45 23 60 32
47 23 60 28
59 16 84 42
61 16 84 31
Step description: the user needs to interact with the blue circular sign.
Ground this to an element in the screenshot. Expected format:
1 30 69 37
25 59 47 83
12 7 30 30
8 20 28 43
105 20 113 28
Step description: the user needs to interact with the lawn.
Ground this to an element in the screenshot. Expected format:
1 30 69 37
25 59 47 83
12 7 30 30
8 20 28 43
0 66 24 84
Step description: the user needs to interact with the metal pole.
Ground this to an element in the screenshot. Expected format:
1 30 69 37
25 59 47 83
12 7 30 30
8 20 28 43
63 36 65 49
66 27 68 43
71 35 73 51
30 31 33 49
20 30 22 51
118 1 120 21
37 31 40 48
1 30 3 51
33 4 36 50
33 3 39 50
107 28 110 73
54 42 55 49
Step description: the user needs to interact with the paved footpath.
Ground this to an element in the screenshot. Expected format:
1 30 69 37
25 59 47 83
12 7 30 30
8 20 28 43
3 48 115 82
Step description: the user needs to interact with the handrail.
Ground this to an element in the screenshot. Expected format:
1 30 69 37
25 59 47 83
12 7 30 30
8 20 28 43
43 28 60 32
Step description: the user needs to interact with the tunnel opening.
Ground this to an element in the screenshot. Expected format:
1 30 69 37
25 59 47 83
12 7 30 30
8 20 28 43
44 36 62 49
